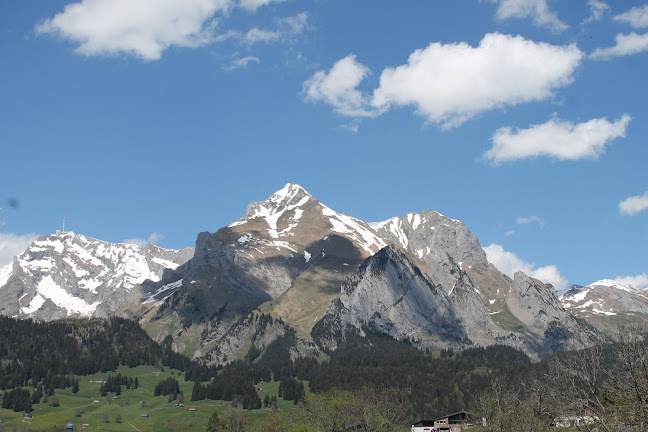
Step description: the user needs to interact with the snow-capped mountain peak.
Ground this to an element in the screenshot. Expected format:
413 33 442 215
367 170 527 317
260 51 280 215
238 183 312 238
225 184 385 255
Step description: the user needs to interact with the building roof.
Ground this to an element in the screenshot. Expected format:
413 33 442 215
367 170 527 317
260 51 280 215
413 410 472 426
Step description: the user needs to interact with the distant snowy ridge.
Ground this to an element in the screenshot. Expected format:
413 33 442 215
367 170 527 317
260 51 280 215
0 232 193 319
561 280 648 333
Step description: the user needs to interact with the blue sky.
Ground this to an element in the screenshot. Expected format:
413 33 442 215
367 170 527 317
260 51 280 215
1 0 646 291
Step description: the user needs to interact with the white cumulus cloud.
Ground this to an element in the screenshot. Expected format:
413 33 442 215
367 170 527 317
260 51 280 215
490 0 568 32
372 33 582 128
614 4 648 29
123 232 164 248
484 243 569 291
619 191 648 216
590 32 648 60
302 54 381 118
0 232 40 267
485 114 631 163
36 0 233 61
306 34 583 129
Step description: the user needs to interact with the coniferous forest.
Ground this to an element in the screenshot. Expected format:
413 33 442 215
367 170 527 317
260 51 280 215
0 315 190 390
2 315 648 431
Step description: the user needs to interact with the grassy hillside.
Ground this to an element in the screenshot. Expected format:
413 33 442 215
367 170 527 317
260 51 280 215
0 366 306 431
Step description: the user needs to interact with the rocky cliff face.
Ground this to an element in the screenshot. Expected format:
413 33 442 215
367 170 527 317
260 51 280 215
370 210 604 358
374 211 487 292
312 245 599 359
0 232 193 320
504 272 602 354
313 245 491 350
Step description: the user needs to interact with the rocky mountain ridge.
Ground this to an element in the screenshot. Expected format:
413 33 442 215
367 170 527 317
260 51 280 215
0 183 636 362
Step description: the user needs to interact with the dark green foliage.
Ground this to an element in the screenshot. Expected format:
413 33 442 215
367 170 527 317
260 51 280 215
100 373 134 395
278 377 305 404
0 315 191 390
154 377 180 397
308 329 534 419
244 345 262 363
1 388 32 412
255 329 296 374
191 361 262 409
71 377 80 394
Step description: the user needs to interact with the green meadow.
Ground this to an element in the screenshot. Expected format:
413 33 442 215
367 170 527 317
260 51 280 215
0 366 308 431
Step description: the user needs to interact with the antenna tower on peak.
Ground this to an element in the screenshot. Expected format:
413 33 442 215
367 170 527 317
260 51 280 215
56 217 66 236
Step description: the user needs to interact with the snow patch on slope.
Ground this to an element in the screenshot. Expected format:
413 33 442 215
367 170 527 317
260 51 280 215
143 279 183 304
21 293 46 315
320 204 386 254
35 275 100 315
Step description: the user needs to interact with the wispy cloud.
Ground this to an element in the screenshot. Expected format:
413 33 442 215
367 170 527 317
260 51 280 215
489 0 568 32
483 243 568 291
245 27 281 44
590 32 648 60
123 232 164 248
619 191 648 216
304 34 583 129
243 12 308 45
0 232 40 267
223 56 260 71
582 0 609 25
613 4 648 29
278 12 308 34
485 114 631 163
239 0 285 12
516 215 545 228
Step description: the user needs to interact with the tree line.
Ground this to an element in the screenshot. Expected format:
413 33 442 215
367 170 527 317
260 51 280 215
0 315 191 391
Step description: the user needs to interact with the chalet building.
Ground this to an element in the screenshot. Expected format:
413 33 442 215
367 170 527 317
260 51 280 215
412 411 474 432
553 414 597 428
